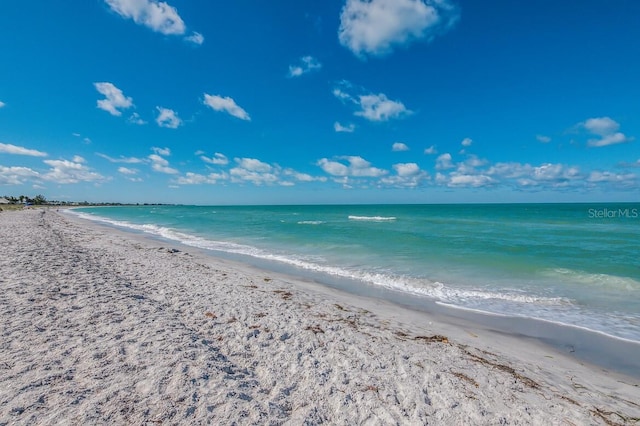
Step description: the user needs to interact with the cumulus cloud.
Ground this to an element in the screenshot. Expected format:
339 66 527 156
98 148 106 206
536 135 551 143
435 153 454 170
176 171 229 185
338 0 459 57
461 137 472 147
0 166 40 185
43 158 105 184
148 153 178 174
94 82 133 116
317 156 387 178
392 142 409 152
155 107 182 129
334 122 356 133
117 166 138 175
587 171 637 188
356 93 410 121
203 94 250 121
0 101 5 108
424 145 437 155
152 146 171 156
379 163 429 188
288 56 322 78
105 0 186 35
333 82 411 122
0 142 47 157
200 153 229 166
230 158 279 185
580 117 633 147
447 173 495 188
234 158 272 173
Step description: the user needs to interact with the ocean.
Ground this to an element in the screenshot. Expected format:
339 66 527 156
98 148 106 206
69 203 640 344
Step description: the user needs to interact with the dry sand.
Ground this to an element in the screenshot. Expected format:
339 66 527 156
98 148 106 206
1 208 638 425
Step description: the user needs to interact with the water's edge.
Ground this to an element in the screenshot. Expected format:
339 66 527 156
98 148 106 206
64 208 640 379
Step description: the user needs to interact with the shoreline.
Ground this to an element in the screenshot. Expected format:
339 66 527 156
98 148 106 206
67 207 640 379
1 209 639 424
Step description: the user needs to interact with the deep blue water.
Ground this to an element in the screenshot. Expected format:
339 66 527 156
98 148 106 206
70 203 640 342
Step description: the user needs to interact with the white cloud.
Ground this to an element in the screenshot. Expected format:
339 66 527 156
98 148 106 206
152 146 171 156
200 153 229 166
588 133 630 147
435 153 454 170
424 145 437 155
185 31 204 45
230 158 279 185
234 158 272 173
43 158 105 184
203 94 250 121
334 122 355 133
588 171 635 183
155 107 182 129
94 82 133 116
283 169 327 183
0 142 47 157
580 116 633 147
461 137 472 147
288 56 322 78
486 161 583 189
356 93 410 121
338 0 459 57
393 162 420 176
148 153 178 174
105 0 186 35
96 153 144 163
128 112 147 125
447 173 495 188
176 171 229 185
379 163 429 188
118 166 138 175
392 142 409 152
536 135 551 143
333 82 411 122
583 117 619 135
0 101 5 108
0 166 40 185
317 156 387 178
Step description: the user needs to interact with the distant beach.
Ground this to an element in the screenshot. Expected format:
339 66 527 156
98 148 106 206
1 208 639 424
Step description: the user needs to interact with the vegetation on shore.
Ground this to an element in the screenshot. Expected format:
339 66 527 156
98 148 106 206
0 194 171 208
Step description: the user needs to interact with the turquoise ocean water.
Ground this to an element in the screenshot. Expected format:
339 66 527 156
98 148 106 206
70 203 640 343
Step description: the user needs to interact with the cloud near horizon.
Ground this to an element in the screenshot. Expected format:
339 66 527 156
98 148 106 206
581 117 633 147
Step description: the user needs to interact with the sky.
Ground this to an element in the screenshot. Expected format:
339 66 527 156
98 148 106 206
1 0 639 205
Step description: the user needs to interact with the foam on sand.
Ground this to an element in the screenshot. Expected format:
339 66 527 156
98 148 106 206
1 209 638 424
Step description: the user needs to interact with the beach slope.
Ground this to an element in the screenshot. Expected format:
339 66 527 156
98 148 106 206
1 209 638 424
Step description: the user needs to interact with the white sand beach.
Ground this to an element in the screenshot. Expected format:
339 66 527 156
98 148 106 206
1 209 638 425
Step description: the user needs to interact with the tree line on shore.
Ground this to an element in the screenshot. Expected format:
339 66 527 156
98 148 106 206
1 194 170 207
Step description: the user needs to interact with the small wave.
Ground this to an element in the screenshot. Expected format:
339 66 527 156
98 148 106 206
348 215 396 222
298 220 325 225
544 268 640 291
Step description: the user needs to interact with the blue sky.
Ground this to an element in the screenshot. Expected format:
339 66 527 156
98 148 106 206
1 0 639 204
